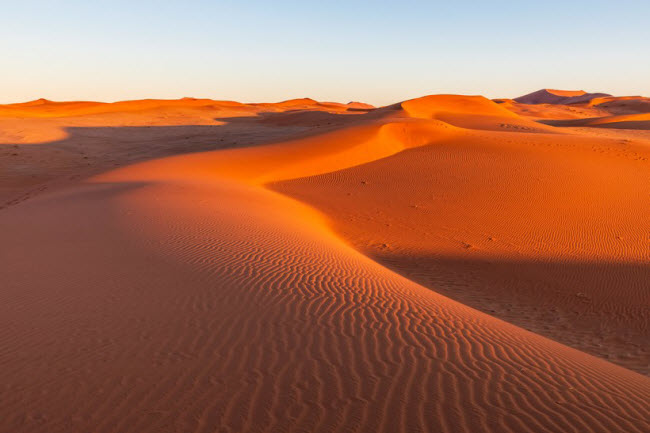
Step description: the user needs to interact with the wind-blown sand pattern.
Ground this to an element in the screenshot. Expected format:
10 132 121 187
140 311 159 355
1 94 649 432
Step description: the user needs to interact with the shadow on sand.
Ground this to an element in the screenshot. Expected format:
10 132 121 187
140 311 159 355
366 251 649 375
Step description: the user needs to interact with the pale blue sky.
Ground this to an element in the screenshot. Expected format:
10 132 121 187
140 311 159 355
2 0 649 105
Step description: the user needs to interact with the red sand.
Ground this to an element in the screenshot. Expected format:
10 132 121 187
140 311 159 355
1 94 649 432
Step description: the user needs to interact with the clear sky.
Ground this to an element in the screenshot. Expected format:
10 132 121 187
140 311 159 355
2 0 649 106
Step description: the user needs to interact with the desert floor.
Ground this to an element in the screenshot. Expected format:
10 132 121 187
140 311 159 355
1 93 649 432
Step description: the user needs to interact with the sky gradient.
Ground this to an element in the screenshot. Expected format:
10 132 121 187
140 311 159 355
3 0 649 106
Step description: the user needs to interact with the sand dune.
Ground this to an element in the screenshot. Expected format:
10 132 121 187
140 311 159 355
0 95 369 120
542 112 650 130
495 99 610 120
1 94 649 432
514 89 611 105
502 93 650 126
0 96 371 209
346 101 376 110
273 103 650 374
588 96 650 114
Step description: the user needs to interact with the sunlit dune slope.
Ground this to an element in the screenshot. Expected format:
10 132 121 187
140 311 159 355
588 96 650 114
383 94 559 132
401 94 519 119
1 94 649 433
542 112 650 130
273 106 650 374
586 112 650 128
95 119 457 185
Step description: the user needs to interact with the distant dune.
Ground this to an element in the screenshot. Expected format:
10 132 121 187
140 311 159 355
1 92 648 433
589 96 650 114
542 112 650 129
501 92 650 128
346 101 376 110
514 89 612 105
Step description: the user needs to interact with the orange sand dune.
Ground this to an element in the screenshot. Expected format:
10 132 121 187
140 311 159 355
0 96 368 119
382 95 560 132
346 101 376 110
542 112 650 130
589 112 650 127
589 96 650 114
273 106 650 374
502 94 650 122
0 96 370 208
514 89 611 105
497 99 611 120
0 97 231 118
250 97 372 113
1 94 649 432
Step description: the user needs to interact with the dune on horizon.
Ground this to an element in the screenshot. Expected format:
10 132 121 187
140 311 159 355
1 92 649 433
